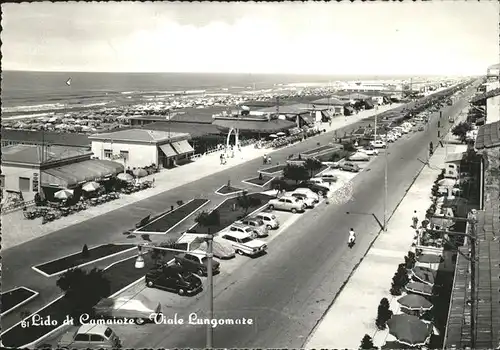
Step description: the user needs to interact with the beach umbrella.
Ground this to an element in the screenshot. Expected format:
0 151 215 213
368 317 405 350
417 254 443 264
117 173 134 182
412 266 436 285
132 169 148 178
405 282 433 297
82 181 101 192
437 178 456 187
387 314 431 347
269 134 278 138
54 189 74 200
397 294 433 311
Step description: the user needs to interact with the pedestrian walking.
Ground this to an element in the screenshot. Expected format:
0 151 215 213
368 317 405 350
329 119 332 127
412 210 419 229
267 156 272 164
429 141 434 156
348 228 356 248
263 154 267 165
220 154 224 165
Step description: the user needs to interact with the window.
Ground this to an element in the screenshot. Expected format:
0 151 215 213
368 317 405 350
75 334 89 342
90 334 105 342
19 177 30 192
104 149 113 158
0 175 4 188
120 150 129 161
223 235 235 242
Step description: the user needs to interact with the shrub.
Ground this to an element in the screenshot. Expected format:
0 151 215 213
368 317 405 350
81 244 89 258
359 334 378 349
405 251 416 269
258 173 263 181
176 200 184 207
375 297 393 330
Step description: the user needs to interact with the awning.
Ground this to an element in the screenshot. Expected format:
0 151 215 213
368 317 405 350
213 118 296 133
159 144 178 157
171 140 194 155
41 159 124 188
445 152 464 163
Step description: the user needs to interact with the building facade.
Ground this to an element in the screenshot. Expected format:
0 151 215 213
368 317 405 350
88 129 194 169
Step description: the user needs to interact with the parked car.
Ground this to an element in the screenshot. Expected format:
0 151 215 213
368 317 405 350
175 250 220 276
145 264 202 296
92 295 161 325
228 223 260 239
347 152 370 161
370 140 386 149
288 192 315 208
197 235 236 259
360 145 379 156
298 180 330 196
292 187 320 203
255 212 280 230
418 125 425 131
221 230 267 256
268 196 306 213
236 217 269 237
340 162 361 172
58 325 122 349
320 171 338 183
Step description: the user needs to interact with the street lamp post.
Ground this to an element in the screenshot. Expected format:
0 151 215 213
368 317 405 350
384 142 388 231
135 231 215 349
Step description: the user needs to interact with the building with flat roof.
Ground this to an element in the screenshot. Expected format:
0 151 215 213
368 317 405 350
1 144 123 201
1 128 91 149
88 129 194 169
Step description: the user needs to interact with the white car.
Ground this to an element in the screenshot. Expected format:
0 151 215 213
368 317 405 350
309 177 330 188
370 140 386 149
268 196 306 213
255 212 280 230
227 223 259 239
288 192 315 208
320 171 338 183
292 188 320 203
360 146 379 156
220 230 267 257
348 151 370 161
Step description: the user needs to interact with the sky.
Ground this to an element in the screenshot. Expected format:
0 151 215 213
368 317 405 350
1 1 499 76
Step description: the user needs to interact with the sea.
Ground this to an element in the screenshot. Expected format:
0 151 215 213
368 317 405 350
1 71 414 117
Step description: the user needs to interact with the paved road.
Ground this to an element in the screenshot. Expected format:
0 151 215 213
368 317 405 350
105 86 476 348
0 85 468 335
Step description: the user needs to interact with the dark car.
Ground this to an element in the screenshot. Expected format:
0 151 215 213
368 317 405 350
298 180 330 196
145 264 202 296
175 251 220 276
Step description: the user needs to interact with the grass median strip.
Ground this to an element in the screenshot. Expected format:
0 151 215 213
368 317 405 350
135 198 209 233
215 185 244 195
259 164 286 174
190 193 273 234
1 253 167 348
242 175 274 187
33 244 136 277
1 287 39 316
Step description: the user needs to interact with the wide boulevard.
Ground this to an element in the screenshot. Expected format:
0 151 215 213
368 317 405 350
116 86 474 348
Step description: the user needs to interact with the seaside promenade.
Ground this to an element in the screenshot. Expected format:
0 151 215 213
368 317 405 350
304 110 468 349
2 103 402 250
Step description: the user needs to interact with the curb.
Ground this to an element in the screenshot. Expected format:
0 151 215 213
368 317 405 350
241 176 275 188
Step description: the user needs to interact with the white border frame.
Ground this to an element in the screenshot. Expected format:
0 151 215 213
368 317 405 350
1 286 40 317
31 243 137 278
133 198 210 235
214 185 245 197
241 175 275 188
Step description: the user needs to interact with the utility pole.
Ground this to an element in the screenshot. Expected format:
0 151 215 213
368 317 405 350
383 142 388 231
206 230 214 348
429 213 477 349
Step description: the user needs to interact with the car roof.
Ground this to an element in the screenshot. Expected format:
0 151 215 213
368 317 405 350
241 217 260 223
78 324 110 335
279 195 299 200
224 230 251 239
189 249 207 257
230 222 252 230
256 212 274 218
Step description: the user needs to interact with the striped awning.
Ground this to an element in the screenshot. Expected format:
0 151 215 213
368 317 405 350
41 159 124 188
171 140 194 155
159 143 178 157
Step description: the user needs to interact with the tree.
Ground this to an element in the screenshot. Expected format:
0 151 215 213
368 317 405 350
195 209 221 232
236 191 262 215
152 238 179 267
452 122 472 143
359 334 378 350
81 244 89 258
56 267 111 324
283 165 309 184
176 200 184 207
405 251 416 269
375 298 393 330
270 178 289 192
304 158 322 178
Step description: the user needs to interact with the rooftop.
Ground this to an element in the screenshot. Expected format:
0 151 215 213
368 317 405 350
212 117 296 133
1 128 91 147
2 144 92 165
256 103 317 115
475 121 500 149
470 88 500 104
309 97 345 106
140 122 220 138
88 128 190 143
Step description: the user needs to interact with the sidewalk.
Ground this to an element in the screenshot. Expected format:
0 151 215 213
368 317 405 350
304 112 469 349
1 103 403 250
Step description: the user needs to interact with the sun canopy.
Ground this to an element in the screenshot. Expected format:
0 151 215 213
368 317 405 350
171 140 194 154
213 118 296 133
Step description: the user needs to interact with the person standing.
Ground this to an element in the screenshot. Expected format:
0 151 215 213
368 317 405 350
348 228 356 248
412 210 419 229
